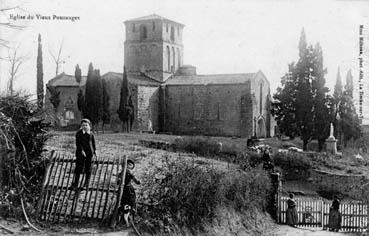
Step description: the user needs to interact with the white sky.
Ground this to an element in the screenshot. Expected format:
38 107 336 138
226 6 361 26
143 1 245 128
1 0 368 97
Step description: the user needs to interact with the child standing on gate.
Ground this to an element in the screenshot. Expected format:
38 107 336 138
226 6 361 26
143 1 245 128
71 119 96 189
118 159 140 226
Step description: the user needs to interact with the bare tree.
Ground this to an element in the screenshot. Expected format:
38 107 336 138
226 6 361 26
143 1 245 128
49 41 69 76
0 5 27 92
6 46 26 95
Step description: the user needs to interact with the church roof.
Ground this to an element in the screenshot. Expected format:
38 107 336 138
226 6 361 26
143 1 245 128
47 72 161 87
47 72 86 87
165 73 258 85
125 14 184 26
101 72 161 86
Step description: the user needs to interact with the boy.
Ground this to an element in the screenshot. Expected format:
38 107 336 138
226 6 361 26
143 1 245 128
118 159 140 226
71 119 96 189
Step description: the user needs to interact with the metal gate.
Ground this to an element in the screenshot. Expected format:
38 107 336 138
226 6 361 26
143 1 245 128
37 151 124 222
278 195 368 232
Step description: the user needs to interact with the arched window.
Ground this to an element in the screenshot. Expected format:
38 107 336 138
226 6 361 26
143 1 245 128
177 48 181 68
172 47 175 72
140 25 147 40
259 83 263 114
132 24 135 32
170 26 175 41
166 46 170 71
152 21 155 31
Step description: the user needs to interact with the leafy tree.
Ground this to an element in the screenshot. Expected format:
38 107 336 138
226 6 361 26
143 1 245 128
101 79 110 133
334 69 360 146
273 29 330 150
311 43 330 151
345 69 353 98
36 34 44 109
272 64 298 138
117 67 130 132
46 85 61 112
75 64 82 83
333 67 342 103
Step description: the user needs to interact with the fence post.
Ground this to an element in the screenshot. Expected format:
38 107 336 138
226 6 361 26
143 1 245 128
321 199 324 229
110 155 127 228
270 172 280 221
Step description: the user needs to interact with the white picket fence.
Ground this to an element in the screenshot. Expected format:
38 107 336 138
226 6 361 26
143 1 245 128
278 196 368 232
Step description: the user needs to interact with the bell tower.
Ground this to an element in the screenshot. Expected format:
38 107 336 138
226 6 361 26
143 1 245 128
124 14 184 81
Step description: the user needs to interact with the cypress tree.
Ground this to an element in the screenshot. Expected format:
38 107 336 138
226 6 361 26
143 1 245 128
37 34 44 109
117 67 129 131
75 64 82 83
84 63 95 124
77 89 85 117
102 79 110 132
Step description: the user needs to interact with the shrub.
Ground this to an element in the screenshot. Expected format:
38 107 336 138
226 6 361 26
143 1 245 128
138 156 272 233
0 95 51 217
273 152 313 180
173 136 221 156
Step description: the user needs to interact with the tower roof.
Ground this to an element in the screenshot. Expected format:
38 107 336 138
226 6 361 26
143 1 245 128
125 14 184 26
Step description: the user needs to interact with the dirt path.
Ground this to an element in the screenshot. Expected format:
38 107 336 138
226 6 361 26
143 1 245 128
269 225 361 236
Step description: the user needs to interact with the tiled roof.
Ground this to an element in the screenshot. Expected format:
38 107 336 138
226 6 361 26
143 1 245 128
164 73 257 85
47 73 86 87
125 14 184 26
101 72 161 86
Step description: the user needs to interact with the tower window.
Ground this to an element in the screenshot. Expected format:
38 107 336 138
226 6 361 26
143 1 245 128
152 21 155 31
167 46 170 71
140 25 147 40
166 23 168 32
132 24 135 32
172 46 175 71
170 26 175 41
177 27 180 36
177 48 181 68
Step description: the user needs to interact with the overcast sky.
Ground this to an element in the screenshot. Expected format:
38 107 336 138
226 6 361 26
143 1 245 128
1 0 368 97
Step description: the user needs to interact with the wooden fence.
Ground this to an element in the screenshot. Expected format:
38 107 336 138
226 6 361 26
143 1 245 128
279 196 368 232
37 150 124 223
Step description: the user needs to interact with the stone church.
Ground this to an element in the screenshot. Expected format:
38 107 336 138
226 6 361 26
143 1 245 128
45 14 274 138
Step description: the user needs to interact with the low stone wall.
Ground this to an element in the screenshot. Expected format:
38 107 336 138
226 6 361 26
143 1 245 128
309 169 369 200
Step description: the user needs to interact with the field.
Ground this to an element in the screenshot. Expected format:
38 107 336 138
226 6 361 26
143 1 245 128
2 131 367 235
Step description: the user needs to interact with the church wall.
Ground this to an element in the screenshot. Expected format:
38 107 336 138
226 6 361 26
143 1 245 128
250 73 271 137
137 86 160 131
125 20 163 42
124 42 163 74
164 83 253 137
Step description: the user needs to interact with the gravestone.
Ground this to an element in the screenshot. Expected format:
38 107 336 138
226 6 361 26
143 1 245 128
326 123 337 154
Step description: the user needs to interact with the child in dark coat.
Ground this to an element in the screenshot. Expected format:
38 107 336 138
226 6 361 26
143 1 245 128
118 159 140 226
72 119 96 189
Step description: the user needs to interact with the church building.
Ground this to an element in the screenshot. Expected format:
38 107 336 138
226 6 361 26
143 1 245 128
45 14 274 138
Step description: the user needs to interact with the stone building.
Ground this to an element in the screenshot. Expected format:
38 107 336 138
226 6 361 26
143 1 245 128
45 14 274 138
45 73 86 127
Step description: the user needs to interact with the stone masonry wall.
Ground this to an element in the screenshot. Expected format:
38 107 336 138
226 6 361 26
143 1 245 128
137 86 160 131
164 83 253 137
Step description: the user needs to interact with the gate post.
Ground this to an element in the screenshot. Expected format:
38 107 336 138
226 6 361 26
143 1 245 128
271 172 281 222
321 199 324 229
